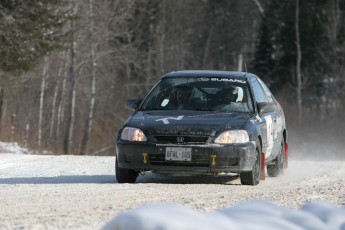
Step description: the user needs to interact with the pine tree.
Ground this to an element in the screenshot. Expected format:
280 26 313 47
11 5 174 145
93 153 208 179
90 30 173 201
253 0 345 118
252 0 282 84
253 0 330 88
0 0 67 75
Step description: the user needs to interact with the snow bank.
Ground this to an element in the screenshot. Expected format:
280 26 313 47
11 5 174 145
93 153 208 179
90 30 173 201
0 142 30 154
0 141 54 155
103 200 345 230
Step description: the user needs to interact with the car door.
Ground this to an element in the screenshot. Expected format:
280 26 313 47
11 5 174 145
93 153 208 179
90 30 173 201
257 78 284 153
249 77 279 161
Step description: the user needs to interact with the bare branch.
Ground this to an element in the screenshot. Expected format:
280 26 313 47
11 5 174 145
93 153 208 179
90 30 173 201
251 0 265 17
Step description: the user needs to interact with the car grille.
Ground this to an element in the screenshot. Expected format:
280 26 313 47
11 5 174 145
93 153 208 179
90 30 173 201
154 135 209 144
149 148 210 167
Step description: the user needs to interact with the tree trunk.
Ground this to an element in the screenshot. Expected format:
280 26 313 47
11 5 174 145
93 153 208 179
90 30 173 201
0 88 3 138
64 3 77 155
50 56 64 139
295 0 302 123
80 61 96 155
80 0 96 155
159 0 166 74
57 63 67 141
237 54 243 72
202 27 213 68
251 0 265 17
38 56 49 147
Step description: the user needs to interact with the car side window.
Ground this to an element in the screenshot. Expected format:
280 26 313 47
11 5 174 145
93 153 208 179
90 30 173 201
250 78 268 103
257 78 274 103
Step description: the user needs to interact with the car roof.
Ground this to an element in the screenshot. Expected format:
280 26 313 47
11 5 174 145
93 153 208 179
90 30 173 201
162 70 257 79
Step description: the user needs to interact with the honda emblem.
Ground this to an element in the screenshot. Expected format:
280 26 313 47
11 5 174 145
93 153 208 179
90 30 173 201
177 137 184 143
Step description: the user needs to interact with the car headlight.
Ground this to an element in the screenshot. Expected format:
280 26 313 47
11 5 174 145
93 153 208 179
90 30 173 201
120 127 147 142
214 130 249 144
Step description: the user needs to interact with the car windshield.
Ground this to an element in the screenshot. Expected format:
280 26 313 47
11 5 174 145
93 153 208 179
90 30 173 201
140 77 254 113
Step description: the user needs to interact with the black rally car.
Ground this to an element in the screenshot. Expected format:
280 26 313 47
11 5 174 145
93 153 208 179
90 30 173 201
116 70 288 185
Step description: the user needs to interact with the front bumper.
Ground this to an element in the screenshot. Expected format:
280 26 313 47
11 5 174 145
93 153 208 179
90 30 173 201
116 141 257 175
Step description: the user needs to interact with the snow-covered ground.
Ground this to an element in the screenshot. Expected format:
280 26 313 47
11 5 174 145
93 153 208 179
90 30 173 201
0 142 345 229
104 200 345 230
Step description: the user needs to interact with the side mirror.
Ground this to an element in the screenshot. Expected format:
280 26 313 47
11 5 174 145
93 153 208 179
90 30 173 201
126 99 142 111
258 102 275 114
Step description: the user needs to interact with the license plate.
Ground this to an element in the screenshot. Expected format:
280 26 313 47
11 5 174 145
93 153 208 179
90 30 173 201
165 147 192 161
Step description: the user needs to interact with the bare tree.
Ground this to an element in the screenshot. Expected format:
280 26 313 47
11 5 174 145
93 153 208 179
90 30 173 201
63 2 77 155
57 57 67 143
80 0 97 155
250 0 265 17
1 0 297 156
38 56 49 147
295 0 303 123
0 87 3 137
49 54 65 139
319 0 344 115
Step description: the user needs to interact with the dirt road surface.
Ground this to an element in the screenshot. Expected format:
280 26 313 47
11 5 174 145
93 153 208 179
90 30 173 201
1 153 344 229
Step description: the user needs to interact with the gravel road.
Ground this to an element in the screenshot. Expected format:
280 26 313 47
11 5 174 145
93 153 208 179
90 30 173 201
0 153 344 229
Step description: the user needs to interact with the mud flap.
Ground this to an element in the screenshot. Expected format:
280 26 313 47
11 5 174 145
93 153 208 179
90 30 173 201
260 152 265 180
284 143 289 168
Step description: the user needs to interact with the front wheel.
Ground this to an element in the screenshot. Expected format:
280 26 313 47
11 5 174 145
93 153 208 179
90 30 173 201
267 142 285 177
115 158 138 183
240 141 261 186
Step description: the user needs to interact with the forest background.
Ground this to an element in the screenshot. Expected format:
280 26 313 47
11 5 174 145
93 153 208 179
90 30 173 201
0 0 344 157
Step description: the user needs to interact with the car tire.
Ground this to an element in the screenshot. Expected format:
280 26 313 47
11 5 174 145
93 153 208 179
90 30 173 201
240 141 261 186
267 141 284 177
115 158 138 183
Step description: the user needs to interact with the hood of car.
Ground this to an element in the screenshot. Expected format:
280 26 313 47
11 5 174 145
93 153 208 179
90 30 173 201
126 110 252 136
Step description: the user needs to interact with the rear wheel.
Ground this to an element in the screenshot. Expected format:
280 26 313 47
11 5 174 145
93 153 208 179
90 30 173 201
240 141 261 186
115 158 138 183
267 142 284 177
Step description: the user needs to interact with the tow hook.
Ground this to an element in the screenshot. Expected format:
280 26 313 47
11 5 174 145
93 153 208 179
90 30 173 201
142 153 148 164
211 155 216 166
